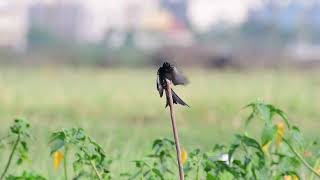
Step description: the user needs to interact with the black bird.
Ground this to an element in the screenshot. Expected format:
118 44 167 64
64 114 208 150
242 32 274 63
157 62 189 107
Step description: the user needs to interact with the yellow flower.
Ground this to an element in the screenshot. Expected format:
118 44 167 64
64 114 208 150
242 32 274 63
284 175 291 180
276 122 285 147
262 141 271 156
181 149 188 165
283 175 299 180
317 167 320 174
53 151 64 170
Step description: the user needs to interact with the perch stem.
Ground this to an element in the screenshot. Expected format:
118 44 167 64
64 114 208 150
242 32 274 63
165 79 185 180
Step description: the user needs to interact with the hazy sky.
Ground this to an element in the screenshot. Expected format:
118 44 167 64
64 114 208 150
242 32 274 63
79 0 263 40
2 0 263 41
189 0 262 30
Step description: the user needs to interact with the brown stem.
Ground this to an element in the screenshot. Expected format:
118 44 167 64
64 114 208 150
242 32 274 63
165 79 185 180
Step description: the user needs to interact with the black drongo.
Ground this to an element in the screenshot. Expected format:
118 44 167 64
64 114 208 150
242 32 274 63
156 62 189 107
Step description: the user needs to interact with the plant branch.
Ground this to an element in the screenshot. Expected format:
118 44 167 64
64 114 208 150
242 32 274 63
309 158 320 180
165 79 185 180
90 160 103 180
64 147 68 180
0 135 20 180
196 162 200 180
283 138 320 178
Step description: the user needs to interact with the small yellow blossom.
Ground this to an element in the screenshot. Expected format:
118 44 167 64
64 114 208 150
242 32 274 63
317 167 320 174
262 141 271 156
53 151 64 170
284 175 291 180
283 175 299 180
181 149 188 165
276 122 285 147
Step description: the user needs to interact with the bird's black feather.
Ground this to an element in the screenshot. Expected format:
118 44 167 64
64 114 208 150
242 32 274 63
171 67 188 85
156 75 164 97
165 89 189 107
156 62 189 108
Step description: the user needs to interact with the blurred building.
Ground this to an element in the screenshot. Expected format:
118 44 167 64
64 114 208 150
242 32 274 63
104 0 193 49
0 1 28 51
160 0 189 28
247 1 320 38
28 1 87 45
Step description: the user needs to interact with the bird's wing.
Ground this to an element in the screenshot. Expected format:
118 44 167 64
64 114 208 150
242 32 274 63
172 67 188 85
156 75 164 97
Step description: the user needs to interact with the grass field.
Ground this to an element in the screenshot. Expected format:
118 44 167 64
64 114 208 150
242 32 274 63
0 67 319 178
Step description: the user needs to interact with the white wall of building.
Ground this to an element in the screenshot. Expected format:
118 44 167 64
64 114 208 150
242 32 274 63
0 0 29 51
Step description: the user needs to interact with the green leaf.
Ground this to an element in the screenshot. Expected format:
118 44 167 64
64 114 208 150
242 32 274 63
242 135 263 152
276 143 295 157
73 159 84 174
290 126 304 149
152 139 163 149
244 102 291 130
257 104 271 124
218 171 234 180
50 138 65 155
212 145 225 152
20 141 29 152
6 171 46 180
74 128 86 141
10 119 30 137
261 125 277 146
273 108 290 128
206 173 218 180
244 103 257 127
152 168 164 180
278 157 301 173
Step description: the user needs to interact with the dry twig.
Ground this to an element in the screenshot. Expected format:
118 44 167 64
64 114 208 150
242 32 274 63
165 79 185 180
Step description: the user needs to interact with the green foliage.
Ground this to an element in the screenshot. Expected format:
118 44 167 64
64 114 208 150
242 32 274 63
1 102 319 179
123 138 177 179
123 101 320 179
183 148 203 179
6 171 46 180
245 101 290 128
0 119 32 180
49 128 112 180
10 119 31 165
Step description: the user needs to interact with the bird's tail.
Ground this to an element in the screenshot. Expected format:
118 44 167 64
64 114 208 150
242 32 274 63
166 89 189 107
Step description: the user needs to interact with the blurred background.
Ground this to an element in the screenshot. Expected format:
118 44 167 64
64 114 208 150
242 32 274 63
2 0 320 68
0 0 320 177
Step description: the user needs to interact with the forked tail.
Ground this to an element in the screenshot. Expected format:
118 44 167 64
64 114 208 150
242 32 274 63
166 89 189 107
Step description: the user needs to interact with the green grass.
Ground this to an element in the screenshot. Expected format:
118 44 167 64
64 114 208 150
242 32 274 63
0 67 319 178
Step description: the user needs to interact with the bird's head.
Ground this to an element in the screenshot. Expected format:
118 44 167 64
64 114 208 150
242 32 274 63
162 62 172 69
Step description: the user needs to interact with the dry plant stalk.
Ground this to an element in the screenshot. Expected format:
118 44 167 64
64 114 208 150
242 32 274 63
165 79 185 180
